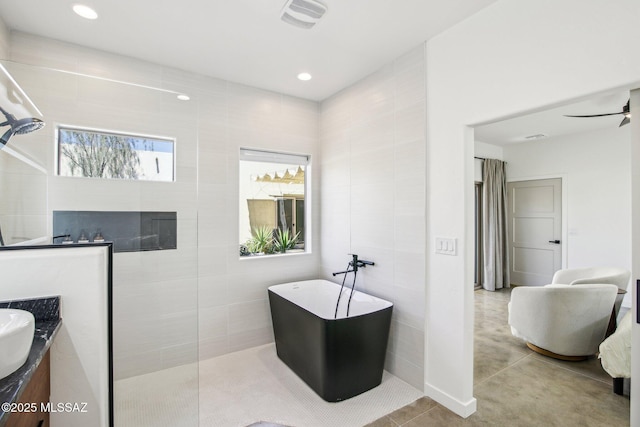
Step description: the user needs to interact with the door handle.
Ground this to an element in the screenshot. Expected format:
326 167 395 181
548 240 561 244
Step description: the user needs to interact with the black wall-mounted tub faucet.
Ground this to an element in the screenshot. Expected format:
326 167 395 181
332 254 375 276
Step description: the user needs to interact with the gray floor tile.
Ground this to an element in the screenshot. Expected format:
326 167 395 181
369 288 630 426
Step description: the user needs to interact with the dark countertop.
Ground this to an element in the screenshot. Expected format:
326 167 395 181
0 297 61 427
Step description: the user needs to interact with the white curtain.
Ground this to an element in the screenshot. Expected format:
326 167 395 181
482 159 510 291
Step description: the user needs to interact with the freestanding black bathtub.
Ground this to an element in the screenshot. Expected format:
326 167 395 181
268 279 393 402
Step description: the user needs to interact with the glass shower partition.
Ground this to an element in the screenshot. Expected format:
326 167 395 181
0 60 200 427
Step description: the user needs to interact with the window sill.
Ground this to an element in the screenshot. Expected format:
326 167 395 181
239 249 310 261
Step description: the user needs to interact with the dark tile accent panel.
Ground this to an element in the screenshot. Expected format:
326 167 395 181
53 210 176 252
0 296 62 426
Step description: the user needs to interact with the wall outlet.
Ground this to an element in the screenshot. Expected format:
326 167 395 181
435 237 457 256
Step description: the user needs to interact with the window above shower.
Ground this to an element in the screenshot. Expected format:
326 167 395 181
56 126 175 182
239 148 309 258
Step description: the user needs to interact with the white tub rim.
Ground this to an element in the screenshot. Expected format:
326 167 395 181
268 279 392 320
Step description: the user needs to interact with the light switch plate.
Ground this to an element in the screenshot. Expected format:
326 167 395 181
435 237 457 255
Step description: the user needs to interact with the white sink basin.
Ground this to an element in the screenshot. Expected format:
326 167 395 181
0 309 35 380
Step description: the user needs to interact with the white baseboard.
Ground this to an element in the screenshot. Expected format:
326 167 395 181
424 382 477 418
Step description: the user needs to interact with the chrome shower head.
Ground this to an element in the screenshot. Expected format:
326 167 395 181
0 105 45 148
13 117 45 135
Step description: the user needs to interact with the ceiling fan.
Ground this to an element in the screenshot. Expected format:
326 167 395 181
564 99 631 127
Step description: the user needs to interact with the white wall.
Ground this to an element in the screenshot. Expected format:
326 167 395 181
473 140 504 181
0 20 47 246
7 32 320 379
475 141 503 161
319 45 426 390
503 127 632 306
0 16 8 59
0 246 110 427
6 27 426 394
195 75 319 362
630 89 640 427
426 0 640 417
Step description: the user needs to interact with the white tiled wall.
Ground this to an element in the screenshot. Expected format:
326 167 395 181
8 31 320 379
195 78 320 360
5 30 424 389
0 16 8 59
0 22 48 245
318 44 426 390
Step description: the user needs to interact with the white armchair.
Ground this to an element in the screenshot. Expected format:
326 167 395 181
508 284 618 360
551 267 630 320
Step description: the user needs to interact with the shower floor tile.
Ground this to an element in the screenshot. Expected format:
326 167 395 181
115 343 423 427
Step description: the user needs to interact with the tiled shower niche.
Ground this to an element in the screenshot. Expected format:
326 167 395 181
53 211 177 252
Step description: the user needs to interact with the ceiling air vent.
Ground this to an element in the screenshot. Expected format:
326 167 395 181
280 0 328 29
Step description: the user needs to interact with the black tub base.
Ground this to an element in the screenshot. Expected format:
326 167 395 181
268 286 393 402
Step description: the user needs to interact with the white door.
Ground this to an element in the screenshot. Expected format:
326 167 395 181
507 178 562 286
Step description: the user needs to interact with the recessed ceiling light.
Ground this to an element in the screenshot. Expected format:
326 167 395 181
524 133 548 140
73 4 98 20
297 72 312 81
177 94 190 101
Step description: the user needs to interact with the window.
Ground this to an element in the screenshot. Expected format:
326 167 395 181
57 126 175 181
239 148 309 257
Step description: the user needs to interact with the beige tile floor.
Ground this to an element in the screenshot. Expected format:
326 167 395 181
367 288 630 427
